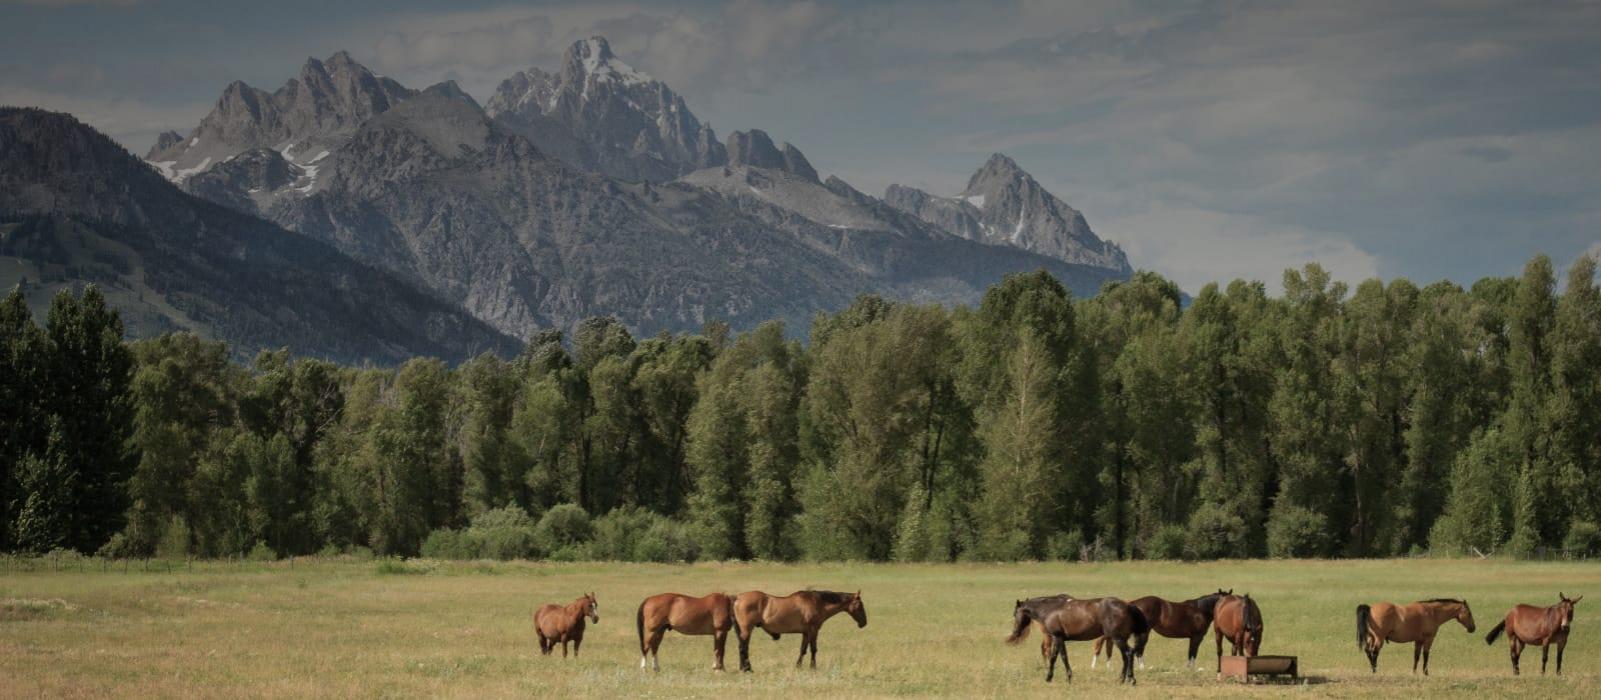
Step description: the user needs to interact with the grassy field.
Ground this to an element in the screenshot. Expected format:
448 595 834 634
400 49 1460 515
1 557 1597 698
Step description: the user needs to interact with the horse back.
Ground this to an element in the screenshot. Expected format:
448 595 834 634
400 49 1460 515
663 592 734 635
1507 604 1563 642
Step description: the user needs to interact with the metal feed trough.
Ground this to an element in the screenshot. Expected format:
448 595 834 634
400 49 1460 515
1219 655 1298 683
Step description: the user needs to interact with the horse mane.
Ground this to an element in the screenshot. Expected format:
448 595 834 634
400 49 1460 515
1421 598 1465 605
812 590 855 605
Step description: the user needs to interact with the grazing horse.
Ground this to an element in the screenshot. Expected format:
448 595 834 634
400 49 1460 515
1007 595 1149 685
1356 598 1475 674
1485 593 1581 675
734 589 867 672
1092 589 1232 670
1213 593 1263 671
534 592 599 657
637 592 736 671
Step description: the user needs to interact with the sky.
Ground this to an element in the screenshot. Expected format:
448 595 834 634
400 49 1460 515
2 0 1598 292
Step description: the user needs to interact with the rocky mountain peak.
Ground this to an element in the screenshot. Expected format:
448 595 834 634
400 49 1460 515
146 52 416 182
486 35 721 182
725 130 818 182
964 152 1027 193
884 153 1131 273
145 130 184 159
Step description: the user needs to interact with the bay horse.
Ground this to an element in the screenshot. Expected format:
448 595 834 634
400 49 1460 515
534 592 599 657
1007 595 1149 685
1484 593 1581 675
1091 589 1232 670
1212 593 1263 671
734 589 867 672
1356 598 1475 674
636 592 736 671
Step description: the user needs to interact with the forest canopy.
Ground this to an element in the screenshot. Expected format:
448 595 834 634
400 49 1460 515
3 254 1599 562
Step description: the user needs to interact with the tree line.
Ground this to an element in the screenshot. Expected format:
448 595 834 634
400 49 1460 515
2 254 1599 562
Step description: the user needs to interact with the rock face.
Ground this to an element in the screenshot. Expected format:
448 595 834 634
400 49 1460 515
885 154 1131 273
486 37 727 183
144 51 415 183
1 107 517 364
127 36 1135 349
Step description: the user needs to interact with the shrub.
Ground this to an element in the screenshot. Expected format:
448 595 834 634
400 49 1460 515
1143 525 1187 560
533 504 591 554
1045 530 1085 562
247 541 277 562
420 529 467 559
155 515 191 560
1266 505 1331 558
590 506 700 562
422 505 544 561
1185 503 1250 560
1564 521 1601 559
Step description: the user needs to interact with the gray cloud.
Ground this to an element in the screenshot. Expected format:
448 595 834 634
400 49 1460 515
1 0 1594 290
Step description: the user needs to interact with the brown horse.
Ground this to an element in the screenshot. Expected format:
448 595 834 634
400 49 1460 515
637 592 736 671
734 589 867 671
1007 595 1149 685
1356 598 1475 674
1092 589 1232 670
1485 593 1581 675
534 592 599 657
1212 593 1263 671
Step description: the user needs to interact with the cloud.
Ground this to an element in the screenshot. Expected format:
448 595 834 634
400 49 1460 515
1101 203 1380 294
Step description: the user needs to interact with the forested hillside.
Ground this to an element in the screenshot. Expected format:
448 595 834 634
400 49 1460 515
3 254 1598 562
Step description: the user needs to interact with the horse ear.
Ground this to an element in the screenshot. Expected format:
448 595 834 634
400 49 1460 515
1574 595 1584 605
1561 592 1568 601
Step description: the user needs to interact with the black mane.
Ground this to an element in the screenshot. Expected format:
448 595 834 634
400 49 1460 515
1422 598 1466 605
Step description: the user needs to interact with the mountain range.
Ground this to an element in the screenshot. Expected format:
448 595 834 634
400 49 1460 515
2 36 1134 360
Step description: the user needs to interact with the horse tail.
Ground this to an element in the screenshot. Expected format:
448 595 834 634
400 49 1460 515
1242 596 1258 632
636 599 648 656
1356 604 1371 651
1129 605 1151 657
1485 620 1506 645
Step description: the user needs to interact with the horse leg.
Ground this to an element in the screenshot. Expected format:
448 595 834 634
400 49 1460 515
647 628 666 671
713 628 728 672
1367 638 1380 673
1557 638 1567 675
1215 627 1224 673
1188 632 1203 670
573 635 582 658
795 633 809 668
1061 639 1074 683
1421 639 1431 676
738 624 753 673
1411 642 1419 673
1117 637 1135 685
1044 637 1058 682
1541 643 1549 675
1090 637 1100 669
1510 637 1522 676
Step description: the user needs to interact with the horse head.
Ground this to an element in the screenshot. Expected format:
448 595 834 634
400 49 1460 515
1558 593 1581 631
584 592 599 623
847 590 868 628
1453 600 1475 633
1006 600 1034 644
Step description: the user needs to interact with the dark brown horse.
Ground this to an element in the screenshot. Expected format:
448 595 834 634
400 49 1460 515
1007 595 1149 685
1092 589 1231 670
637 592 736 671
734 589 866 671
1212 593 1263 671
534 592 598 657
1357 598 1475 674
1485 593 1581 675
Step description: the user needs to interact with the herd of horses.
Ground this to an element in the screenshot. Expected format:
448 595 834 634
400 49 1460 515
530 588 1581 683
